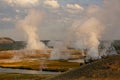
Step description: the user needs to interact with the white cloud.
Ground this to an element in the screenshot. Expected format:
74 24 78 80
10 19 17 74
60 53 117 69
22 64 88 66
66 4 84 14
4 0 39 7
44 0 60 8
66 4 84 10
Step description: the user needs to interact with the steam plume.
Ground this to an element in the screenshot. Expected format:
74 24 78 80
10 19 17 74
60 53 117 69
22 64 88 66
70 0 120 60
18 10 45 50
50 41 70 60
72 17 104 60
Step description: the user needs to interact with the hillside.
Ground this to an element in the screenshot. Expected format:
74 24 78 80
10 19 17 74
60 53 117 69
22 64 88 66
0 37 25 51
45 54 120 80
0 37 15 44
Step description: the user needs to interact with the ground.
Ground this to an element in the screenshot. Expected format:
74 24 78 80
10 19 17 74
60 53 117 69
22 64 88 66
0 73 53 80
0 50 82 80
0 50 82 72
0 50 119 80
44 54 120 80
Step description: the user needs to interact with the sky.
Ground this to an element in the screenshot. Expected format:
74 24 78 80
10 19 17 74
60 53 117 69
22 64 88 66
0 0 119 41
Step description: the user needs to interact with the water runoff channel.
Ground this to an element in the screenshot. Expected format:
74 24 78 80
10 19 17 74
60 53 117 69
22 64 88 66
0 67 61 75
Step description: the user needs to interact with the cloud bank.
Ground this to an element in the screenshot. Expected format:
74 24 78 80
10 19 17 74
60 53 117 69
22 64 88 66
66 4 84 10
4 0 39 7
44 0 60 9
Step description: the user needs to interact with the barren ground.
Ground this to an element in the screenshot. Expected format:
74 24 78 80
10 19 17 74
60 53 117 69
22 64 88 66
45 54 120 80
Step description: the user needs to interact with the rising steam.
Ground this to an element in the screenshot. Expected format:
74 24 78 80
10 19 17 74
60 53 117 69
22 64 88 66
71 17 104 60
50 41 70 60
69 4 104 60
18 10 45 50
70 0 119 60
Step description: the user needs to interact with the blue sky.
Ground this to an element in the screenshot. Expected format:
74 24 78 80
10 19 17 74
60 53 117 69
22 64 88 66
0 0 120 41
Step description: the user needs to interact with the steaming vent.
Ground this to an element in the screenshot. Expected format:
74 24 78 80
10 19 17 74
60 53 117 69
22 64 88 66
18 10 46 50
50 41 70 60
84 41 117 63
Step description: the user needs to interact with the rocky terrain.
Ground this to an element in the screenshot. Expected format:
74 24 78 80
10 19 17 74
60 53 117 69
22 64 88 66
45 54 120 80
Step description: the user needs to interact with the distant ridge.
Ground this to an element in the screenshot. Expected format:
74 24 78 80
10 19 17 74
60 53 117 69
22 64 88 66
0 37 15 44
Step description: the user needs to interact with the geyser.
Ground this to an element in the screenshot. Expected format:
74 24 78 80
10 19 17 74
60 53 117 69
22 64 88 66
72 17 104 60
50 41 70 60
99 41 117 57
18 10 46 50
69 0 120 61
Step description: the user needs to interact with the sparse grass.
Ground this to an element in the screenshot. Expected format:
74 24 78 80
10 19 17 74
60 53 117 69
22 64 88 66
0 73 53 80
0 59 80 72
0 50 82 80
0 49 82 59
0 50 82 72
44 54 120 80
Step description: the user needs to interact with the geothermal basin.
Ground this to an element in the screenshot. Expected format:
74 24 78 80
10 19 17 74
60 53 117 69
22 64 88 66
0 49 84 74
0 49 83 60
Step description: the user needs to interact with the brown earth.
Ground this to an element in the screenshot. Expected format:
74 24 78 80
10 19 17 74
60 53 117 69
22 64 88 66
0 73 52 80
44 54 120 80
